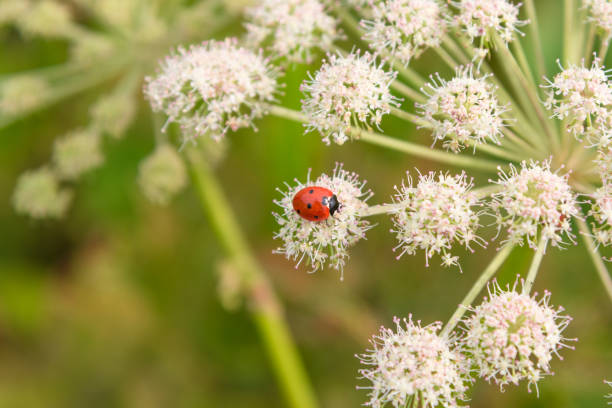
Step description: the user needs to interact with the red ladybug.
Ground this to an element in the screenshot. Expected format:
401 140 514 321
292 186 341 222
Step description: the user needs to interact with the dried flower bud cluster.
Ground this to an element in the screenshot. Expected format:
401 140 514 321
0 76 48 116
491 160 579 249
583 0 612 46
12 167 72 219
419 67 507 153
391 171 484 269
273 164 372 278
357 316 470 408
543 59 612 146
144 38 279 143
90 91 137 139
452 0 526 52
301 51 400 145
245 0 338 63
462 281 573 392
138 144 188 205
16 0 74 38
361 0 446 66
52 129 104 180
590 184 612 247
0 0 30 26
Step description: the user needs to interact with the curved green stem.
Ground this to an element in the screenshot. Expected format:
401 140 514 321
267 105 502 172
523 237 548 294
576 217 612 304
441 245 514 338
186 149 318 408
525 0 546 80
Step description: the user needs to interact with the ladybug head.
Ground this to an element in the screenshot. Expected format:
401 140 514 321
327 194 340 216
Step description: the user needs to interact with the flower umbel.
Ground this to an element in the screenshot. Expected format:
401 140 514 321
12 167 72 219
543 58 612 146
301 51 400 145
419 66 507 153
584 0 612 47
273 164 372 279
461 280 573 393
144 38 279 144
52 129 104 180
138 144 188 205
452 0 526 52
391 170 484 270
589 183 612 248
245 0 339 63
361 0 446 66
357 316 470 408
491 160 579 249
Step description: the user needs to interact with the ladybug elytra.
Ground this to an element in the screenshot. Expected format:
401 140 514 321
292 186 341 222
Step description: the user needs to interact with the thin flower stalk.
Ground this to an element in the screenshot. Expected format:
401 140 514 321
577 217 612 303
187 148 318 408
440 244 514 338
523 237 549 294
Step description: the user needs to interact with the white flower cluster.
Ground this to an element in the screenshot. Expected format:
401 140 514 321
245 0 338 63
144 38 279 144
462 281 573 392
357 316 470 408
273 164 372 279
301 51 400 145
491 160 579 249
590 183 612 247
584 0 612 46
543 59 612 146
361 0 446 66
452 0 526 52
598 144 612 183
391 171 484 270
606 380 612 405
419 67 507 153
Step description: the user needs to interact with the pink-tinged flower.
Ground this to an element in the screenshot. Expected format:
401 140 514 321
391 170 485 270
543 58 612 146
491 160 579 249
301 51 400 145
598 144 612 183
419 66 508 153
452 0 526 54
361 0 446 66
461 281 574 393
584 0 612 46
589 183 612 248
273 164 373 279
357 316 470 408
245 0 338 63
144 38 279 144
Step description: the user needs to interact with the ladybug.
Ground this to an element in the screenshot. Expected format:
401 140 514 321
292 186 341 222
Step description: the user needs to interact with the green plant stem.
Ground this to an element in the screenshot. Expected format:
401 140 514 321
391 81 427 104
576 217 612 304
522 237 549 294
564 0 576 64
511 39 536 89
584 23 597 62
390 107 430 127
525 0 546 80
267 105 502 172
186 149 318 408
433 46 460 70
493 35 559 151
440 245 514 338
599 39 610 61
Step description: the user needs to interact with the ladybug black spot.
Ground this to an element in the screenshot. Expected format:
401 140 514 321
297 209 301 214
307 203 312 209
309 189 314 194
314 215 319 219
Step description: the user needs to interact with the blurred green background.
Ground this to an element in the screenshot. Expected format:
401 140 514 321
0 0 611 407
